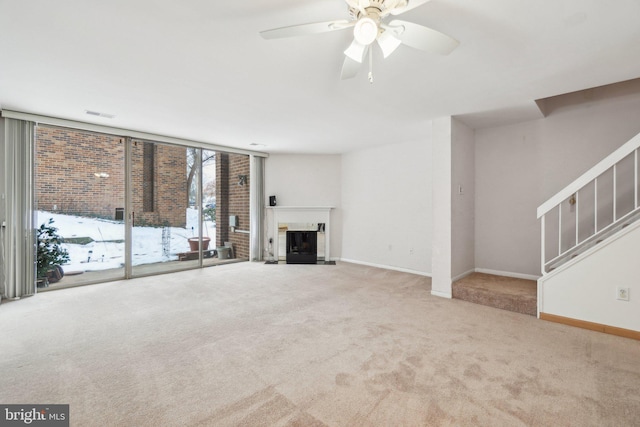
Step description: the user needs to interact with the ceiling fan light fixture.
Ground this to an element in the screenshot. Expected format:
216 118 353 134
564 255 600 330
377 29 402 57
259 0 457 80
344 40 368 63
353 17 378 45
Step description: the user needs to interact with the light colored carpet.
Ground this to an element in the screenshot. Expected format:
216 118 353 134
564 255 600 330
0 262 638 426
452 273 537 316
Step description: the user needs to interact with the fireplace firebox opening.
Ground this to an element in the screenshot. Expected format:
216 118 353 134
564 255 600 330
286 231 318 264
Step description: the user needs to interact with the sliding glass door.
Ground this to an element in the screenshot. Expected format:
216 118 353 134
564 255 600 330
35 125 126 287
33 125 252 289
130 139 204 276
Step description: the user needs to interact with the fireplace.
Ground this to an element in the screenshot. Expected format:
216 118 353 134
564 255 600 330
267 206 334 263
286 231 317 264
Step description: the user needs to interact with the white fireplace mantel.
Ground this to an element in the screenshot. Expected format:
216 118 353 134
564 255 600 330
267 206 334 262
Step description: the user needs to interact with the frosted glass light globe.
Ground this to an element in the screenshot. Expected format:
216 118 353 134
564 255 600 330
353 17 378 45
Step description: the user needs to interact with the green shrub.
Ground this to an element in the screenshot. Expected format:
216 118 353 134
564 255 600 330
37 218 70 279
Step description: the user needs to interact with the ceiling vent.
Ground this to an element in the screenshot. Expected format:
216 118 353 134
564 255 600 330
85 110 115 119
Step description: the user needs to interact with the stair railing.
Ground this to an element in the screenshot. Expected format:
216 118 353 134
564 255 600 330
537 132 640 274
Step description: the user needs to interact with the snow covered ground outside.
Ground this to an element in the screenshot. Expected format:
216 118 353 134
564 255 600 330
37 209 216 272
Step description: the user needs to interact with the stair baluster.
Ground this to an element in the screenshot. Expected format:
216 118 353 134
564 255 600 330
538 133 640 274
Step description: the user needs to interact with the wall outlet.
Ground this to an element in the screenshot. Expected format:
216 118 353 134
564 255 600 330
616 287 630 301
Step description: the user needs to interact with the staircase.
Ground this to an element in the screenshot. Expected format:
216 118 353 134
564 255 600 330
453 132 640 325
538 132 640 274
537 131 640 336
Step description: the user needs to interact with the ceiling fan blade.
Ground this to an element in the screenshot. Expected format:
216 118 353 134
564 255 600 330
345 0 369 16
390 0 432 15
384 0 403 9
260 19 352 39
387 19 459 55
341 55 362 80
344 39 368 63
377 30 402 58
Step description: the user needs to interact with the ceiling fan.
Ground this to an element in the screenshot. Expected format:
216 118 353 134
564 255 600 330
259 0 459 82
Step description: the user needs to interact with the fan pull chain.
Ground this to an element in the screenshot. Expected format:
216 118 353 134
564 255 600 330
368 49 374 84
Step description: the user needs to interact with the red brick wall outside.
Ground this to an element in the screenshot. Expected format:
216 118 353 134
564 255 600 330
131 141 188 227
35 127 188 227
35 126 125 219
216 153 250 259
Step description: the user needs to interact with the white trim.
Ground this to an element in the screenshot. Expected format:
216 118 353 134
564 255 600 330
269 207 334 262
452 269 475 282
594 178 599 232
335 261 539 282
540 217 640 281
635 149 638 209
431 290 452 299
540 215 546 275
338 258 431 277
613 163 618 220
474 268 540 281
1 109 269 158
269 206 335 210
537 132 640 218
558 205 562 255
543 206 640 272
537 276 544 318
575 191 580 244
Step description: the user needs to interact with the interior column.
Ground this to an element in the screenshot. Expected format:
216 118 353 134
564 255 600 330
431 116 475 298
432 117 454 297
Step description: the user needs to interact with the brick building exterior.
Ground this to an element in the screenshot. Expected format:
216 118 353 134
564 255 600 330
35 126 126 219
36 125 250 260
35 126 188 227
216 153 250 259
130 140 188 227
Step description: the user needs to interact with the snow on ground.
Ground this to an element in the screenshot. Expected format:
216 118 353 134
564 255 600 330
37 209 216 272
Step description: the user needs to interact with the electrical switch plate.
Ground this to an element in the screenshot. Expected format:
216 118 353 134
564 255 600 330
616 287 630 301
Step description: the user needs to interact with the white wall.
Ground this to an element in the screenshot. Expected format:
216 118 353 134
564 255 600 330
475 83 640 276
431 118 452 295
540 221 640 332
341 138 432 275
451 119 475 279
263 82 640 282
475 121 541 276
431 116 475 298
264 154 342 259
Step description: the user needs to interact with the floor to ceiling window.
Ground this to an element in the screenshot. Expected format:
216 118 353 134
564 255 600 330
35 126 126 285
130 139 207 276
214 152 251 260
33 125 251 289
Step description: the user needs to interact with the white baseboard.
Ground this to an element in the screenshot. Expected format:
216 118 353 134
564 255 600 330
474 268 540 281
338 258 432 277
431 290 452 299
452 269 475 282
333 259 538 282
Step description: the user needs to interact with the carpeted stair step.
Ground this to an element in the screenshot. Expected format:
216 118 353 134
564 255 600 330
452 273 537 316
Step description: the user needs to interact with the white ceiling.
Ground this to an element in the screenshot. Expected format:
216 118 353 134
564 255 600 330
1 0 640 154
